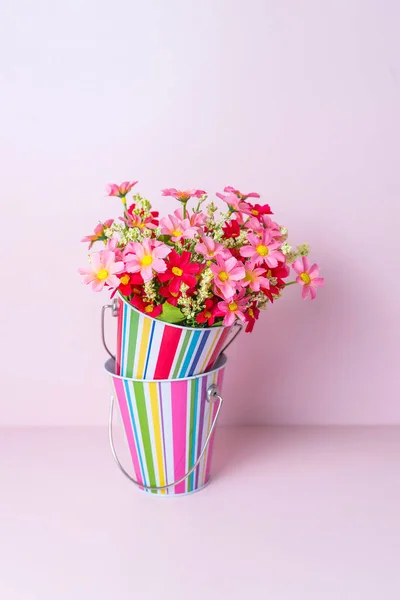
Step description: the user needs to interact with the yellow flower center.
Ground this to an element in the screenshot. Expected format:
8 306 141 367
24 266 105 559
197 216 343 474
251 209 259 216
141 255 153 267
177 192 190 201
256 244 269 256
228 302 238 312
97 269 109 280
120 275 130 285
138 223 145 229
244 272 254 282
219 271 229 282
144 305 154 313
248 308 254 318
300 272 311 284
171 292 178 297
172 266 183 277
172 230 183 237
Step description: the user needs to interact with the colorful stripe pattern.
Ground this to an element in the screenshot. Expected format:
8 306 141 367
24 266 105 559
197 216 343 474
116 296 233 380
109 364 225 495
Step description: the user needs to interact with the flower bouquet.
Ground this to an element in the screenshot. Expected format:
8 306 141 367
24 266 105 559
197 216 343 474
79 181 324 332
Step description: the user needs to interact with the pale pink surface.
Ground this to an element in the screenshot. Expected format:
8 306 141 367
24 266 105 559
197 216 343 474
1 427 400 599
1 0 400 426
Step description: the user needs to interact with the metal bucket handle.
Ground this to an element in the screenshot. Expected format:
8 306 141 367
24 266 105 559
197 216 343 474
101 297 242 361
109 384 223 491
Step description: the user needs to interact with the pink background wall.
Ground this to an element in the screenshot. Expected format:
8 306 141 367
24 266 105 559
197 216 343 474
1 0 399 425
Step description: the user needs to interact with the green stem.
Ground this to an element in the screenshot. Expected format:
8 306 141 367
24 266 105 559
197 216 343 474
182 201 188 219
284 281 297 286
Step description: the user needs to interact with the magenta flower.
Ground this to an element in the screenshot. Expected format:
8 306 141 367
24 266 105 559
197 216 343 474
210 255 245 300
160 213 198 242
240 231 284 268
105 237 123 262
218 289 248 326
195 236 225 260
124 238 171 282
242 263 270 292
106 181 138 197
292 257 324 300
162 188 206 201
78 250 124 292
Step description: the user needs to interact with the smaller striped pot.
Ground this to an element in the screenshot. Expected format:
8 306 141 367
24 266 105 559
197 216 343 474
106 354 227 496
115 294 239 380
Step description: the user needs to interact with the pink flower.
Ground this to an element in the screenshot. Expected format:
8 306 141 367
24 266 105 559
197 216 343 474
78 250 124 292
242 263 270 292
216 191 250 212
173 207 207 228
81 219 114 248
162 188 206 201
218 289 248 326
240 231 284 268
223 186 260 200
124 238 171 282
245 215 281 238
195 236 225 260
160 213 198 242
210 255 245 300
105 236 123 262
106 181 138 197
292 257 324 300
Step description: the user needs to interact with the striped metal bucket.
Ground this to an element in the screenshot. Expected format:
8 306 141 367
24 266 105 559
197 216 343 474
106 354 227 496
102 294 241 379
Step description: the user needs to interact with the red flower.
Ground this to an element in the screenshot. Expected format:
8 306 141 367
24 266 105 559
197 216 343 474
131 295 162 317
244 303 260 333
243 202 273 217
158 250 201 294
196 298 223 326
222 220 241 239
159 286 182 306
117 272 144 296
263 263 290 302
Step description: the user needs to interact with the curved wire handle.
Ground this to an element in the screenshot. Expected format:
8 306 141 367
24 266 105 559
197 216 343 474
220 320 243 355
108 384 223 491
101 298 119 360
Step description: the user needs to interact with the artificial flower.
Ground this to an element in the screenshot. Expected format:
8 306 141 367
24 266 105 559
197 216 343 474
162 188 206 202
210 255 245 300
218 289 247 326
117 272 144 296
223 186 260 200
78 250 124 292
242 202 273 217
240 231 284 268
195 236 225 260
106 181 138 197
196 298 223 326
160 213 198 242
292 257 324 300
81 219 114 248
244 215 280 237
242 263 270 292
244 303 260 333
131 295 163 317
121 203 159 229
158 250 202 294
222 219 241 239
124 238 171 282
216 191 250 212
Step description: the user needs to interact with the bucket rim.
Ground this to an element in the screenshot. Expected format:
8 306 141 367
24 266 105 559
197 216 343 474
117 292 230 332
105 354 227 383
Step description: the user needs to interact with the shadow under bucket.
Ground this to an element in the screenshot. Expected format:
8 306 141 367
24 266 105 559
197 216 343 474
102 294 241 379
105 354 227 496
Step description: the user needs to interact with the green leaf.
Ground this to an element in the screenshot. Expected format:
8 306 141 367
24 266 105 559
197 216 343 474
156 302 185 324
